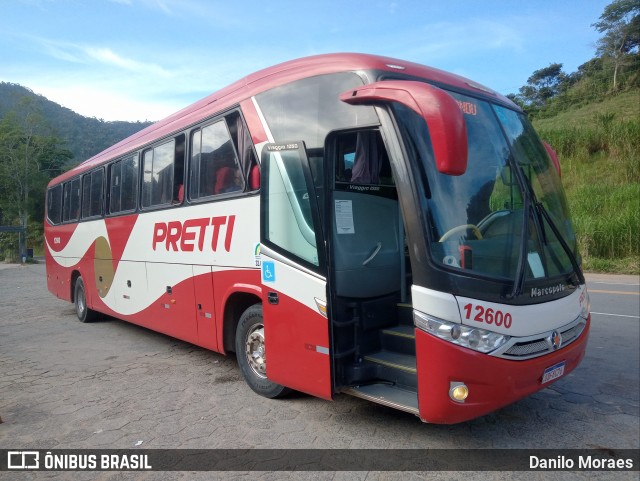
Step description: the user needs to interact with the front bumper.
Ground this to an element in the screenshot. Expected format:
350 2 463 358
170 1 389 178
415 315 590 424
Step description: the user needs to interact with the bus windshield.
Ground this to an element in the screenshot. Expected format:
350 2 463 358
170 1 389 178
393 92 579 286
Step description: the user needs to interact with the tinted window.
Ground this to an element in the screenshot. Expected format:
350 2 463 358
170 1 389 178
255 72 378 149
110 154 139 213
227 111 259 191
110 161 122 213
47 185 63 224
142 137 184 208
82 169 104 218
190 120 244 200
121 155 139 211
62 178 81 222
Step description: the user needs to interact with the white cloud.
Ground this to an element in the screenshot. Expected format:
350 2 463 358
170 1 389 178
31 83 183 121
41 43 83 63
30 36 172 78
3 34 276 121
401 19 525 61
83 47 171 77
150 0 174 16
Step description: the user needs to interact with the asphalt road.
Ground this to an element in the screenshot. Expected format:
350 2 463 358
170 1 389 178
0 263 638 480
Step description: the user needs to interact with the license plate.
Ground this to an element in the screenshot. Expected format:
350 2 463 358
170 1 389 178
541 361 566 384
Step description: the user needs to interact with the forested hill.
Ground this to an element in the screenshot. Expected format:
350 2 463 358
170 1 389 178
0 82 152 164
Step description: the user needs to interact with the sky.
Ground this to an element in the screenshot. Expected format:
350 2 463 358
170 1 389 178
0 0 612 122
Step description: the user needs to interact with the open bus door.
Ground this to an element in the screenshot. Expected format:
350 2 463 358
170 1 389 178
259 142 332 400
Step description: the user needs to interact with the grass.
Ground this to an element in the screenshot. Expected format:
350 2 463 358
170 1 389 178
582 256 639 275
534 94 640 275
534 90 640 130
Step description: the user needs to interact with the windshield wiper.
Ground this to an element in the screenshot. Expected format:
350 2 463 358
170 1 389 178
534 201 585 286
506 159 585 299
506 195 530 300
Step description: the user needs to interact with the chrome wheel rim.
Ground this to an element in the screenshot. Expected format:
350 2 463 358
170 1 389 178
77 286 86 316
245 323 267 379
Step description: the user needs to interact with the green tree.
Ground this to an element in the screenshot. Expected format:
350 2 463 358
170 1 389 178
593 0 640 90
0 99 71 256
513 63 567 114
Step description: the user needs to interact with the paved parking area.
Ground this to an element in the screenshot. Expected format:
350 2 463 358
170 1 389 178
0 263 638 480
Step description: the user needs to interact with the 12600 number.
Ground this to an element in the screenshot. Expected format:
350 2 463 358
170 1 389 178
463 303 512 329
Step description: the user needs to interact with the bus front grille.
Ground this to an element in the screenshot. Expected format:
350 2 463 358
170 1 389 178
492 317 587 360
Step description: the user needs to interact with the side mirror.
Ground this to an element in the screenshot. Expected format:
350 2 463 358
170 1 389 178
500 165 518 187
542 141 561 178
340 80 468 175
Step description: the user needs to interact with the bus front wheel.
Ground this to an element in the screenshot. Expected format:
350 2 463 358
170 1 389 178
74 276 97 323
235 304 290 399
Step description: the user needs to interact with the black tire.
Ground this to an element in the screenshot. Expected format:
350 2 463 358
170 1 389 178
74 276 97 323
235 304 290 398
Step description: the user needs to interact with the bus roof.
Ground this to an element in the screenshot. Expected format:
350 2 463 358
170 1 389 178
53 52 515 184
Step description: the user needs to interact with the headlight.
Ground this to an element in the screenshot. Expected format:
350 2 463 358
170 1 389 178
414 311 510 353
579 288 590 320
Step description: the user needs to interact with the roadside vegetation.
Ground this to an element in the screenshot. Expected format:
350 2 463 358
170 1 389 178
537 111 639 274
0 88 150 261
509 0 639 274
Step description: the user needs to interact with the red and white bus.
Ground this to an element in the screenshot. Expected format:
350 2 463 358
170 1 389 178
45 53 590 424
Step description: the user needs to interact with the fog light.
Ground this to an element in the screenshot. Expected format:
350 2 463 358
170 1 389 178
449 382 469 403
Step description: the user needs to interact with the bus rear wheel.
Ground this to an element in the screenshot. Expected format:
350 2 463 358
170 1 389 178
235 304 290 399
74 276 97 323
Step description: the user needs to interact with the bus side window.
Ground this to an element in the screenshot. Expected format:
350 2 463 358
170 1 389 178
142 136 183 209
110 161 122 213
81 169 104 219
47 185 63 225
82 175 91 218
62 178 81 222
121 155 139 211
189 120 245 200
173 135 185 203
228 111 259 191
109 154 139 214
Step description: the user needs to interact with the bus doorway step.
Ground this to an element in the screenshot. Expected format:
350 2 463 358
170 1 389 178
363 349 417 389
342 384 419 416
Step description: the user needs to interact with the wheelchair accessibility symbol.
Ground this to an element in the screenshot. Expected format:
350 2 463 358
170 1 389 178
262 261 276 283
